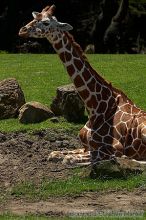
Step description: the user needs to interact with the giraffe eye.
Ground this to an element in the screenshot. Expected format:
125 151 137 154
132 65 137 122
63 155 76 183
42 21 49 26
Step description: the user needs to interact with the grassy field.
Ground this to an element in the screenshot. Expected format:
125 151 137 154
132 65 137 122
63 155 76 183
0 54 146 131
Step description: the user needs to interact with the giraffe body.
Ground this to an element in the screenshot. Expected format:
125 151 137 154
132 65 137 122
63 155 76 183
19 5 146 165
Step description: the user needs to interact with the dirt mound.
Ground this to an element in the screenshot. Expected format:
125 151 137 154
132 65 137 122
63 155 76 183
0 129 80 188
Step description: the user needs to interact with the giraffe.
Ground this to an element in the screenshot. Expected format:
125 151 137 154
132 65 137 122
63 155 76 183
19 5 146 166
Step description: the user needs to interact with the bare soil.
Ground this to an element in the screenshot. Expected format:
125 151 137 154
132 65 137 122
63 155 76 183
0 129 146 217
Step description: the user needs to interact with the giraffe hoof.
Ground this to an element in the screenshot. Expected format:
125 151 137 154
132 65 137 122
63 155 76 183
121 155 128 159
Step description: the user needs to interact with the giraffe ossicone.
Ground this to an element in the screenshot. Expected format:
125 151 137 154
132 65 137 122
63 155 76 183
19 5 146 166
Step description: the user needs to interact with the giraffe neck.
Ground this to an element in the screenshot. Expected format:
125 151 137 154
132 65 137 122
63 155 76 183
47 31 120 116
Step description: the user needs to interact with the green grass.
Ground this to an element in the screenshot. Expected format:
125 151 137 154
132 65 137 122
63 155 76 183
0 54 70 104
0 215 145 220
0 117 82 133
0 54 146 132
11 171 146 199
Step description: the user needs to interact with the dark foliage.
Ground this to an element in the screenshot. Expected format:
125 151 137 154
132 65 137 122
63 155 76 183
0 0 146 53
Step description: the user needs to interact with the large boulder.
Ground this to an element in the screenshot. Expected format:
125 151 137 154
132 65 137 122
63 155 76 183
19 101 54 124
50 84 85 122
0 78 25 119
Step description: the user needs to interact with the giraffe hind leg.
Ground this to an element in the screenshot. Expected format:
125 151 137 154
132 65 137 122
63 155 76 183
132 160 146 165
138 124 146 162
141 125 146 146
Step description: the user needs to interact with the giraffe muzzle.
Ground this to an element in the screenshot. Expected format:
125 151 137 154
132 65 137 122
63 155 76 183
19 26 29 38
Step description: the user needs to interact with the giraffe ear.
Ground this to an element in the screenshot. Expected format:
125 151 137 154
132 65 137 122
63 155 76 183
32 11 40 19
57 22 73 31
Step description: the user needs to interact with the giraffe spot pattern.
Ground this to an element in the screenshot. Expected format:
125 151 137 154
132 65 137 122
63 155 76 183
138 145 146 159
87 78 96 92
59 52 65 62
103 135 114 144
96 83 102 93
97 123 110 136
86 95 98 109
101 86 111 100
121 112 131 123
66 43 71 51
74 58 83 71
79 89 89 100
63 35 67 44
82 69 92 81
97 101 107 113
92 132 103 142
74 75 84 87
66 64 75 77
54 40 63 50
125 146 137 158
133 138 142 148
111 126 121 140
64 51 72 61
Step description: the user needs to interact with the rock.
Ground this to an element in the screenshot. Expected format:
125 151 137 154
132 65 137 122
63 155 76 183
0 78 25 119
17 41 42 53
50 117 59 123
0 133 6 142
90 156 145 179
50 84 85 122
19 101 54 124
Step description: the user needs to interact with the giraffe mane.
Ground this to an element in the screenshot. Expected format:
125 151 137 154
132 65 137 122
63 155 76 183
64 32 88 62
91 66 134 104
114 86 134 104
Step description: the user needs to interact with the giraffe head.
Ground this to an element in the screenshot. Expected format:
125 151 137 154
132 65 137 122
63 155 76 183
19 5 73 42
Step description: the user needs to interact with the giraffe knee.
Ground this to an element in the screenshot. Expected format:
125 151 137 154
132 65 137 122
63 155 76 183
79 127 89 150
141 126 146 143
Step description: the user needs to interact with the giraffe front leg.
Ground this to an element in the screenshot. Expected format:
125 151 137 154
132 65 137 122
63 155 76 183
62 150 91 165
48 125 91 165
90 144 117 165
48 148 91 165
48 150 66 162
48 148 85 161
